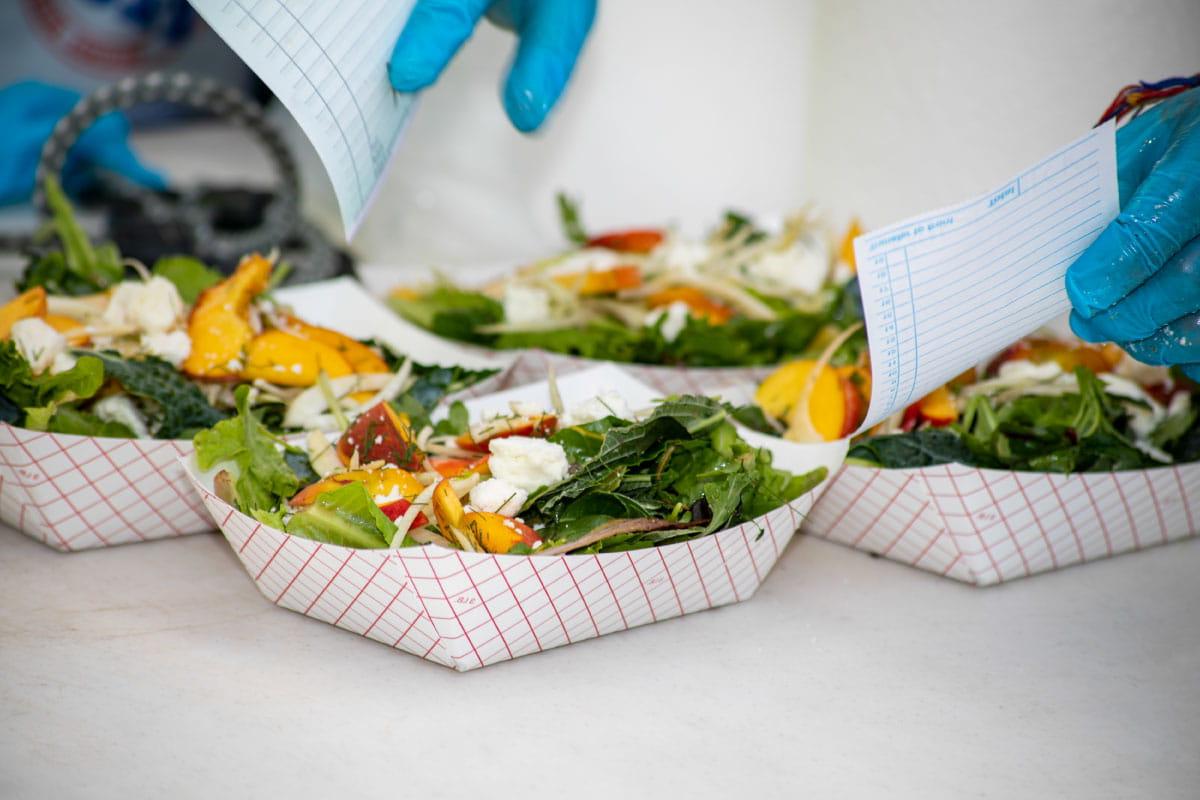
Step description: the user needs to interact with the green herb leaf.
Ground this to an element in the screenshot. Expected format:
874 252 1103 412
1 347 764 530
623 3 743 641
18 177 124 295
556 192 589 246
193 386 300 514
151 256 222 304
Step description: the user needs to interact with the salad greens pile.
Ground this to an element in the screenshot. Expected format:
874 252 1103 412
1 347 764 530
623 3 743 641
1 341 225 438
847 367 1200 473
390 196 865 368
523 397 825 552
196 393 826 555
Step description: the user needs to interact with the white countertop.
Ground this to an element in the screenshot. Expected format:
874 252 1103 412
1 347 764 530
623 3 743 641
2 521 1198 799
2 121 1199 800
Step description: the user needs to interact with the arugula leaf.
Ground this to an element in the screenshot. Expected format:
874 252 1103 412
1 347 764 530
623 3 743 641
285 482 397 548
18 177 124 296
151 256 222 304
524 396 825 551
193 386 300 514
93 353 226 438
556 192 589 246
719 210 767 244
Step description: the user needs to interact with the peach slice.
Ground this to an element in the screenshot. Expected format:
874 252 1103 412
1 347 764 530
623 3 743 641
553 265 643 296
757 359 845 441
182 253 271 379
278 315 389 374
242 330 353 387
290 466 424 507
337 402 423 470
646 286 733 325
43 313 90 346
461 511 540 554
428 455 490 478
456 413 557 453
917 386 957 427
378 498 428 527
0 287 47 339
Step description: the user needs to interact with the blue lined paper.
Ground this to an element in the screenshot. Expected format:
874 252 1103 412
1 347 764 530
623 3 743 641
854 121 1118 429
190 0 417 237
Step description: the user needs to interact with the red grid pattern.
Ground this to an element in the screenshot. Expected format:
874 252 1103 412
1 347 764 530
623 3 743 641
0 364 515 554
191 466 819 672
803 463 1200 586
504 350 777 397
0 424 211 551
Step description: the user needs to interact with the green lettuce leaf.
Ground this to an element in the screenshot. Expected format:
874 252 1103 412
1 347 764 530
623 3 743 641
193 386 299 513
285 482 397 548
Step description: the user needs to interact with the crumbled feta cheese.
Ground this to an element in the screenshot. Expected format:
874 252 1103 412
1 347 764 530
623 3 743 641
502 284 552 326
11 317 67 375
644 300 690 342
141 330 192 368
487 436 570 493
103 277 185 334
745 235 830 295
469 478 528 517
653 239 711 275
996 359 1063 382
94 395 151 438
510 401 547 417
563 391 630 426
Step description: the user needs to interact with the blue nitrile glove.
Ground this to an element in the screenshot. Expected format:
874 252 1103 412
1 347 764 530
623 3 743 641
0 81 166 206
388 0 596 132
1066 88 1200 379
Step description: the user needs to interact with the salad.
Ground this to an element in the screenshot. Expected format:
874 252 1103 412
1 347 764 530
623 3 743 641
0 179 494 440
389 195 865 368
194 385 827 555
752 336 1200 473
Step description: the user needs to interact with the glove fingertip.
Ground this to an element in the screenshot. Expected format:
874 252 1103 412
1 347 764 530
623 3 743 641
503 47 569 133
1068 311 1107 343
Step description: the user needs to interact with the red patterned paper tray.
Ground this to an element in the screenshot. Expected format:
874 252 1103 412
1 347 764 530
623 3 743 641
803 463 1200 585
185 365 847 670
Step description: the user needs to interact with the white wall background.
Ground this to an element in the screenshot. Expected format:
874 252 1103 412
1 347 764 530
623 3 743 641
291 0 1200 273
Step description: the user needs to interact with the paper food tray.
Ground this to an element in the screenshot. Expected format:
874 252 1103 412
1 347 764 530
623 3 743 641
0 279 517 551
186 365 848 671
802 462 1200 586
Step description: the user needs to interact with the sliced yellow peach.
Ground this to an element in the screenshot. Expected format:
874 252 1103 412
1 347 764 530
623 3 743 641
461 511 540 554
757 359 846 441
0 287 47 339
242 330 353 387
646 286 733 324
917 386 958 426
290 466 424 507
838 218 863 273
431 478 465 532
279 315 389 374
43 314 90 346
553 264 643 296
182 253 271 379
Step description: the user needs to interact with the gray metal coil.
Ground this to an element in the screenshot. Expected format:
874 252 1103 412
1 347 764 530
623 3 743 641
31 71 301 264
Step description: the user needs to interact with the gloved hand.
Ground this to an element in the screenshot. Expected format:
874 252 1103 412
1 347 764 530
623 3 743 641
0 81 166 206
1066 88 1200 379
388 0 596 132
